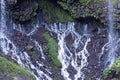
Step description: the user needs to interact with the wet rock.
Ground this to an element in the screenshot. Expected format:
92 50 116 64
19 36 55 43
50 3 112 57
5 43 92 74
25 45 33 50
10 30 30 50
65 34 74 49
67 65 77 80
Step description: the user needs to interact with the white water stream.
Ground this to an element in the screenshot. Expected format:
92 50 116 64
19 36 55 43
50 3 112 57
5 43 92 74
47 23 91 80
0 0 52 80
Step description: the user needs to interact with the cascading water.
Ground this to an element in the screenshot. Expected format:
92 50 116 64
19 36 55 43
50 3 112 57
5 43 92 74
0 0 53 80
105 0 117 66
0 0 7 54
1 0 120 80
46 23 91 80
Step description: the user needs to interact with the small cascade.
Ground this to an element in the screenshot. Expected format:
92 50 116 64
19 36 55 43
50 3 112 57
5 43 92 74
83 24 88 35
0 0 7 53
13 23 25 33
106 0 117 66
27 24 40 36
47 23 91 80
0 0 53 80
32 40 45 60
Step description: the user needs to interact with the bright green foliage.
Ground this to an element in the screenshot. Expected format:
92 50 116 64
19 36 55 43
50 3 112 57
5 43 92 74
40 0 74 23
103 57 120 79
43 33 62 68
0 56 35 79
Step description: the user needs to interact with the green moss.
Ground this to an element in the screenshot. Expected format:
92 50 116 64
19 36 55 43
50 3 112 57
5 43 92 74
113 0 120 5
43 33 62 68
13 0 17 4
0 56 35 79
40 0 74 23
103 57 120 79
57 0 104 22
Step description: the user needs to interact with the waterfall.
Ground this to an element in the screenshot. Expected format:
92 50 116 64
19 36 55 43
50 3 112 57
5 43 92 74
0 0 53 80
46 23 91 80
1 0 120 80
106 0 117 66
0 0 7 54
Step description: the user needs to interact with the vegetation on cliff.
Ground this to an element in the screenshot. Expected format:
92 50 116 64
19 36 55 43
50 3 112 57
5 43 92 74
103 57 120 80
0 56 35 79
10 0 38 22
43 33 62 68
9 0 107 24
58 0 106 23
40 0 74 23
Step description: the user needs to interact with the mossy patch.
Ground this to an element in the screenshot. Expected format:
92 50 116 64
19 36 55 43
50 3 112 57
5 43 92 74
43 33 62 68
0 56 35 79
40 0 74 23
103 57 120 80
57 0 105 23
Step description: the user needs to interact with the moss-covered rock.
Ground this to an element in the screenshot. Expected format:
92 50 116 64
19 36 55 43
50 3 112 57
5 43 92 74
57 0 106 23
10 0 38 22
43 33 62 68
103 57 120 80
39 0 74 23
0 56 35 80
7 0 120 28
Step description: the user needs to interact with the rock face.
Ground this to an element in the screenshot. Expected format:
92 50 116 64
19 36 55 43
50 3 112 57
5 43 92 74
7 0 38 22
57 0 107 23
6 0 120 29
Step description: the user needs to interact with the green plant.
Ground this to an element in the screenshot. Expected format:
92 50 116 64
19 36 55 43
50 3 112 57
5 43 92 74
43 33 62 68
103 57 120 79
0 56 35 79
40 0 74 23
